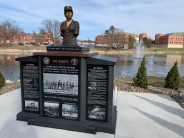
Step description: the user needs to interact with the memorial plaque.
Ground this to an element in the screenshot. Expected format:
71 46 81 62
22 62 39 114
41 56 80 121
86 65 108 122
16 5 117 134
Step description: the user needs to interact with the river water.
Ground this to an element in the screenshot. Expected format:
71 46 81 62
0 53 184 82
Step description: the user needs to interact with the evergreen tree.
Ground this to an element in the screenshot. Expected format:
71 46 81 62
164 61 180 90
142 37 151 48
108 25 116 35
128 35 136 49
133 56 148 88
0 70 5 89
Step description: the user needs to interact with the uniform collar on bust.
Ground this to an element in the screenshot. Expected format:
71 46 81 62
66 19 73 23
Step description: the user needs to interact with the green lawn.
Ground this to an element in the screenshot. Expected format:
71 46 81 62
90 47 135 51
90 47 184 52
147 48 184 52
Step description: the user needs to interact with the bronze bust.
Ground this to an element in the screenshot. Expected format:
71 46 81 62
60 6 79 46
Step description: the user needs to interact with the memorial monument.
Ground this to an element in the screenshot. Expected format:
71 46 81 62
16 6 117 134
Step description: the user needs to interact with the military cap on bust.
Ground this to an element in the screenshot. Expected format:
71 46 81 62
64 6 73 13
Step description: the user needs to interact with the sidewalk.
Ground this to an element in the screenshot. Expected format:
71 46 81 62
0 88 184 138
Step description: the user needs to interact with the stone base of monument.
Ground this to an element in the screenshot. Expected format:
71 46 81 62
17 106 116 134
47 45 90 52
16 45 117 135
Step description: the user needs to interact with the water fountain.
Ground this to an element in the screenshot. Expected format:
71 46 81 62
135 39 146 58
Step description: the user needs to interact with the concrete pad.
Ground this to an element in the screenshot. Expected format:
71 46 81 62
0 88 184 138
0 88 114 138
116 91 184 138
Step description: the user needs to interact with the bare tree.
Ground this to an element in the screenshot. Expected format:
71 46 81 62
5 20 20 47
0 22 9 48
39 29 47 35
17 35 21 44
16 27 24 45
41 19 60 45
104 27 124 49
114 28 124 48
104 34 112 49
55 38 62 45
35 37 40 46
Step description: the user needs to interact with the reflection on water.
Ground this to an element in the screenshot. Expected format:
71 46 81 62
0 54 32 82
0 53 184 81
106 54 184 78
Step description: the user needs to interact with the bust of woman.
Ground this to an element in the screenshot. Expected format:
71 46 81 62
60 6 79 46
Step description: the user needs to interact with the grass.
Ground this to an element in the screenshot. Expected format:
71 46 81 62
90 47 135 51
0 43 46 50
90 47 184 53
0 43 184 53
115 76 184 88
146 48 184 52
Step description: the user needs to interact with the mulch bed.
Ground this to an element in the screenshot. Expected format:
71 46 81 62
0 81 183 109
0 81 20 95
115 81 184 109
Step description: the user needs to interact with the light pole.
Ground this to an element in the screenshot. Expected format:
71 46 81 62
86 36 91 47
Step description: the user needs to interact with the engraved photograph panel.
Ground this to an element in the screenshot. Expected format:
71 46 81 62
44 101 59 117
25 100 39 111
43 73 78 96
62 103 78 119
88 82 97 91
88 106 105 121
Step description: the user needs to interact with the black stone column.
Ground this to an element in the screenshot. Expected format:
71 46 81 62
79 58 87 122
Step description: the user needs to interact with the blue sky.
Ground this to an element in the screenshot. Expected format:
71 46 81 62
0 0 184 41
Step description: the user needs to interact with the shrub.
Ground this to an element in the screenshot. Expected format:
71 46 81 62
0 70 5 89
164 61 180 90
133 56 148 88
151 44 155 47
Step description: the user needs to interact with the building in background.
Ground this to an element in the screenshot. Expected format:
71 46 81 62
0 26 3 42
139 33 151 42
95 32 139 48
95 32 155 48
12 31 53 44
77 39 95 46
155 32 184 48
0 26 53 44
0 26 9 43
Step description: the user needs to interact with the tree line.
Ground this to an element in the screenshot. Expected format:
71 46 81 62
103 25 136 49
103 25 153 49
0 19 62 47
0 20 154 47
0 20 24 48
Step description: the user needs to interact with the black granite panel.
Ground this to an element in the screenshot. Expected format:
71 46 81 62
80 58 87 122
41 56 81 121
87 55 117 65
47 45 89 52
22 62 40 114
86 65 109 122
16 56 38 62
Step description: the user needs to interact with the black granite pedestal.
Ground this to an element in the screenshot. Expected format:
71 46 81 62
16 45 117 134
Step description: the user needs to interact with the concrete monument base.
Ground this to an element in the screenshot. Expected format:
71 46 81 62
17 106 117 134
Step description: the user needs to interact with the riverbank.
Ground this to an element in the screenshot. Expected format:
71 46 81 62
0 80 20 95
115 77 184 109
92 47 184 55
0 43 46 54
1 43 184 54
